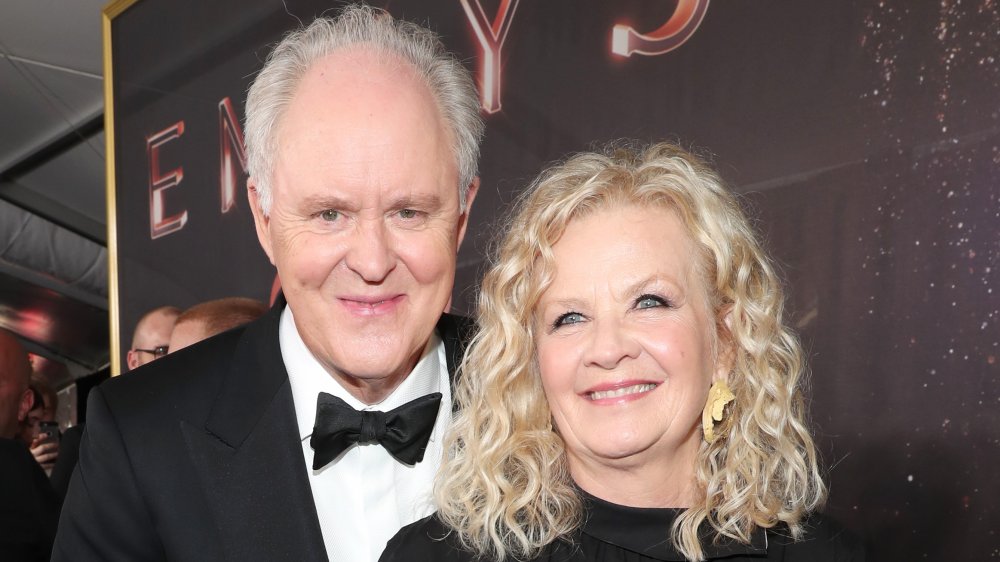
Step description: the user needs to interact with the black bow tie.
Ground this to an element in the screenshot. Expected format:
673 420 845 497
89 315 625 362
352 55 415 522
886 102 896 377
310 392 442 469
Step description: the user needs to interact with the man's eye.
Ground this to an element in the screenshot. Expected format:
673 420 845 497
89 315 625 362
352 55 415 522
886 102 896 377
398 209 418 219
320 209 340 221
552 312 585 329
635 294 668 309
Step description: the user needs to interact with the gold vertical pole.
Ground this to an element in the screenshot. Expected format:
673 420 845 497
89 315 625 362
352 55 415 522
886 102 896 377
101 0 139 376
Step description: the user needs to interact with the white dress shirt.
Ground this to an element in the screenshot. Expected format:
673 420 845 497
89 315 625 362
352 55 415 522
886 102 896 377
280 306 452 562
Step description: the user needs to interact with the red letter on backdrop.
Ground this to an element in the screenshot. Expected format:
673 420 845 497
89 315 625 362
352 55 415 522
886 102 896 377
146 122 187 239
612 0 710 57
218 96 247 214
460 0 520 113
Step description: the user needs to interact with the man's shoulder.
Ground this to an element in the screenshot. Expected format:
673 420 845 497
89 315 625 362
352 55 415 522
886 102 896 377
438 311 474 331
437 312 475 345
0 437 34 468
0 437 58 502
99 323 256 421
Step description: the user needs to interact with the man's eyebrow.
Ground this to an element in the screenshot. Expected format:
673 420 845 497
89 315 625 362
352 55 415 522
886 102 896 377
295 193 448 214
298 195 356 212
388 193 443 209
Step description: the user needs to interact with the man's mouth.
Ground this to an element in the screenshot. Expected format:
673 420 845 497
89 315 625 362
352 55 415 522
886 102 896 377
340 295 404 314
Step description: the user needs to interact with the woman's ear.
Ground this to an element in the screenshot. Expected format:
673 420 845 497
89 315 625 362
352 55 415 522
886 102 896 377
714 307 736 382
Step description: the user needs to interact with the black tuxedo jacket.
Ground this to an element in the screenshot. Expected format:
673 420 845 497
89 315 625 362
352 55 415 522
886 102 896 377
53 300 473 561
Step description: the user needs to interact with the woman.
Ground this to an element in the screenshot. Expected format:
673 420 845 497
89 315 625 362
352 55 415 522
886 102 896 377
382 142 863 561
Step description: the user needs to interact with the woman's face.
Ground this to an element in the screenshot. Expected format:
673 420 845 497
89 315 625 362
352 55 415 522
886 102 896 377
534 205 725 483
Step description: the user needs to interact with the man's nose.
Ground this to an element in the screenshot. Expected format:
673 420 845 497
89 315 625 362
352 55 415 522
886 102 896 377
344 219 396 283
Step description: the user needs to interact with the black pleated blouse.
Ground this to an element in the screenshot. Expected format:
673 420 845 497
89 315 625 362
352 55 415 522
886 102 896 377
380 492 865 562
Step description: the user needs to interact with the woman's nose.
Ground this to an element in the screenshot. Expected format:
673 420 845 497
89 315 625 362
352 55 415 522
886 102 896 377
582 318 641 369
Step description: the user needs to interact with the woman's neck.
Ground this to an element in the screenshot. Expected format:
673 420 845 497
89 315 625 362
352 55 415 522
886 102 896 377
567 441 702 508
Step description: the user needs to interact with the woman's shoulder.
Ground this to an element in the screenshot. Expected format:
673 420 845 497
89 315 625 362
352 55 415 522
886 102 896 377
770 512 866 561
380 513 478 562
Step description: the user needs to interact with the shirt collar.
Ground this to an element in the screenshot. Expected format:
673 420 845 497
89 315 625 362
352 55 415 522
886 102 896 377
280 305 444 442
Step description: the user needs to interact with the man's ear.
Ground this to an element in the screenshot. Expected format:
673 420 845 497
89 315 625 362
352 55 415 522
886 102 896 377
455 177 480 250
126 350 140 371
248 178 275 265
17 388 33 423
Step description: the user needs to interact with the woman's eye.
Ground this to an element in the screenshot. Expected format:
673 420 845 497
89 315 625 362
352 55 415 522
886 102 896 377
636 294 668 309
553 312 585 328
320 209 340 222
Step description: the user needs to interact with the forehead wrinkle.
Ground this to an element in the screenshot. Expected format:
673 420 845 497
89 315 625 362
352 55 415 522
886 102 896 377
542 296 590 312
550 263 696 316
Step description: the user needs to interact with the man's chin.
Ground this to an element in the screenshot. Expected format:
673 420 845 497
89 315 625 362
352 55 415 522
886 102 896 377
326 363 412 403
323 350 403 378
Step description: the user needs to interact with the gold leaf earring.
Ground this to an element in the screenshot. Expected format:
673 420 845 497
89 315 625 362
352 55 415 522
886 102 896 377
702 380 735 443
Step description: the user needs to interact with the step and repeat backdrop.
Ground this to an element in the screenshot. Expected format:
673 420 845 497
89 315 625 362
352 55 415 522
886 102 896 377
105 0 999 558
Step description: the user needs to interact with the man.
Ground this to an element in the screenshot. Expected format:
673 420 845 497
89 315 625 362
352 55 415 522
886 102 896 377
55 6 482 561
0 329 60 560
168 297 268 352
0 330 34 441
125 305 181 370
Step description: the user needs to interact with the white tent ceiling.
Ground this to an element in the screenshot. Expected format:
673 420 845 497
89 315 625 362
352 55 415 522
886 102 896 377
1 0 110 386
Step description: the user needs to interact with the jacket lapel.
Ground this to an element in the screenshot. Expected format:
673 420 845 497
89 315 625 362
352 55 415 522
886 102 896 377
183 297 327 561
435 312 475 386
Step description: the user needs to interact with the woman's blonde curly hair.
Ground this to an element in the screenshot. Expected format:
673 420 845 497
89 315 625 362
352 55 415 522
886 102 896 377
435 141 826 561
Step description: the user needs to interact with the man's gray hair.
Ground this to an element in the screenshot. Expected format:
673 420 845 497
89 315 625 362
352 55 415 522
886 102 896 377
245 5 484 214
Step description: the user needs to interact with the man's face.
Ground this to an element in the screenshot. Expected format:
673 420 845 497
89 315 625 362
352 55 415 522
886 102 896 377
127 309 178 370
0 336 32 439
250 50 476 403
0 375 29 439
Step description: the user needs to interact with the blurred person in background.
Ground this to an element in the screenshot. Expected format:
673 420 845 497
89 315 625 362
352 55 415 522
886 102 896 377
168 297 268 352
0 329 33 440
50 366 110 501
125 305 180 371
0 329 59 561
19 378 60 474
